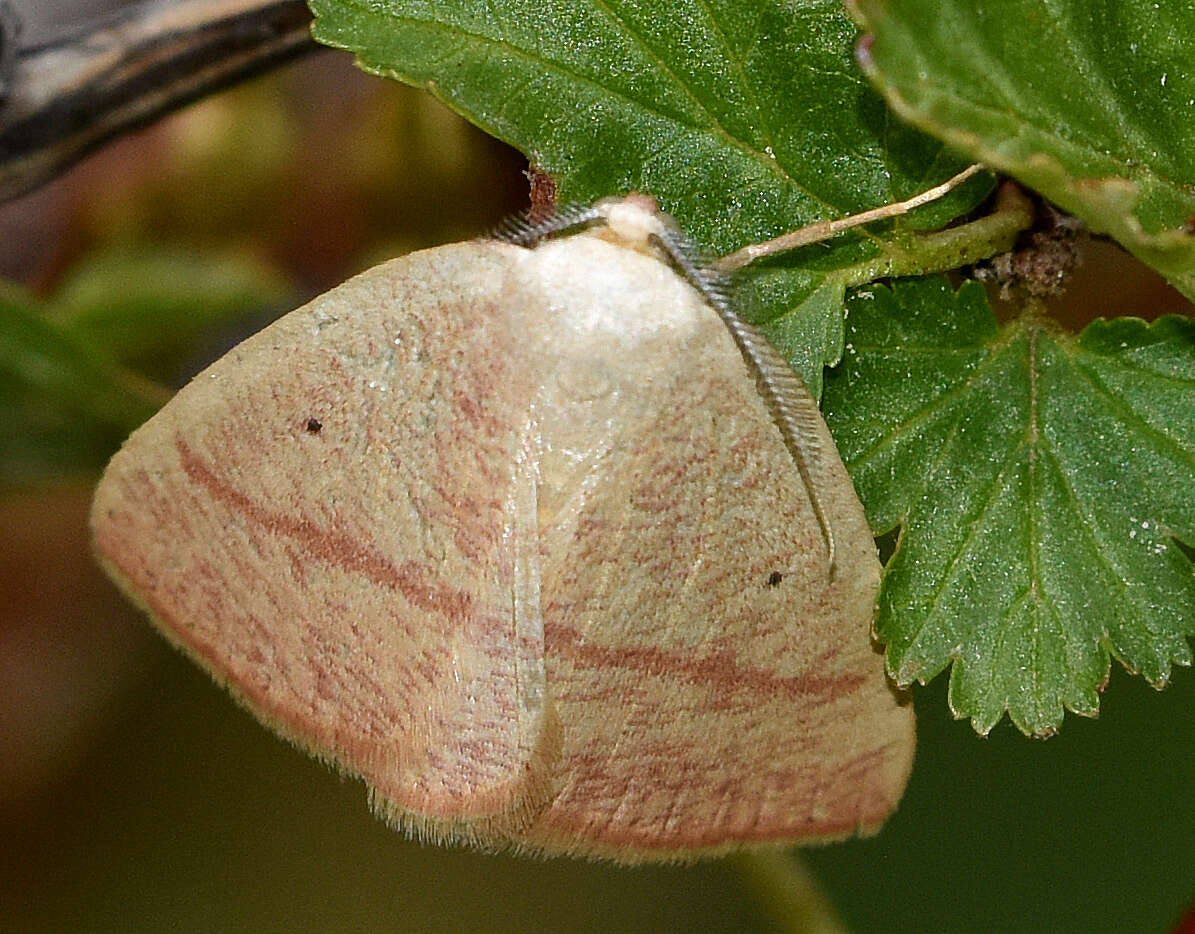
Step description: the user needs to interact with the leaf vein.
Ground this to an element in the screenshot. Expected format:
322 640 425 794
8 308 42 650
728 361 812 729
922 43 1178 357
583 0 806 193
909 441 1028 668
692 0 776 157
846 350 993 473
1038 0 1159 167
1068 356 1195 474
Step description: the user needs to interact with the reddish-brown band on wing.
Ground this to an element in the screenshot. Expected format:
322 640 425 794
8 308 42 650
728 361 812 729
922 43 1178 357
499 235 914 861
91 244 559 842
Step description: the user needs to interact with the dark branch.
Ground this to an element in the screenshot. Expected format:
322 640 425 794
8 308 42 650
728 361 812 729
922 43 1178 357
0 0 319 204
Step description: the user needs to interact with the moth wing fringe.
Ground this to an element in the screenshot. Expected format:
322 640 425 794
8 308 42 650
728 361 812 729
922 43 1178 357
365 704 563 854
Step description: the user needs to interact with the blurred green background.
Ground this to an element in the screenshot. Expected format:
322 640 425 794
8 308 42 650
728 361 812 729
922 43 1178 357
1 42 1193 934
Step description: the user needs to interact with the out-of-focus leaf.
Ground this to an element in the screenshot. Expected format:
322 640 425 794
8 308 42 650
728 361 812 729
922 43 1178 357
52 247 291 383
0 285 163 487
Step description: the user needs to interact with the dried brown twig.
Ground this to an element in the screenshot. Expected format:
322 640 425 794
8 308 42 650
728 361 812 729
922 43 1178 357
0 0 317 203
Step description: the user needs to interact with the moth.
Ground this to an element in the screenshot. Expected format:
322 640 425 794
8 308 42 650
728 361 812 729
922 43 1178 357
91 194 915 861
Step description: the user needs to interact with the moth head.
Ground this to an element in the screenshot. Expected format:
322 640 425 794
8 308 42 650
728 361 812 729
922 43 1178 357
591 193 671 255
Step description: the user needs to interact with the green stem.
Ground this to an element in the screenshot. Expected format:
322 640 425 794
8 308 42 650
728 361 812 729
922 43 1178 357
835 182 1034 289
728 849 851 934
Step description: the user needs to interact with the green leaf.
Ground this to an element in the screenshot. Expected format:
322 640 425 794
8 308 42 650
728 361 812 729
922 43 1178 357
308 0 1001 389
0 247 291 487
824 277 1195 735
0 285 164 488
848 0 1195 300
51 247 292 384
